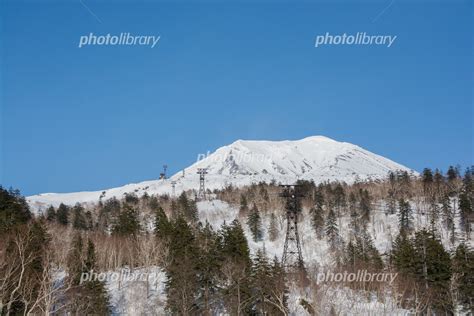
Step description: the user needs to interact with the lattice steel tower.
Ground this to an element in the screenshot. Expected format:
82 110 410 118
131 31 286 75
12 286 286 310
280 185 305 270
197 168 208 200
171 181 176 197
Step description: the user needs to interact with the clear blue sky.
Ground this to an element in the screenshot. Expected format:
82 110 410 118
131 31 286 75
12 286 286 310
1 0 472 196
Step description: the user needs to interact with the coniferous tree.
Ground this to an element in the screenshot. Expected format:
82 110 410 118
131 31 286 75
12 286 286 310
398 198 412 233
177 192 198 223
72 203 87 230
85 210 94 230
248 249 288 315
268 257 289 315
68 238 110 315
447 165 459 183
2 220 49 315
249 249 286 315
359 189 372 222
348 192 358 227
412 229 452 313
196 222 222 314
345 240 357 268
56 203 70 226
0 187 32 234
387 172 398 214
45 206 56 222
239 194 249 217
428 200 439 233
81 239 110 315
333 184 346 214
247 204 263 242
154 206 172 240
433 169 444 195
166 216 199 314
170 200 179 219
112 204 141 236
268 213 279 242
391 230 416 276
355 232 383 269
452 243 474 313
459 169 473 237
67 232 84 286
325 208 339 249
310 188 325 239
220 219 252 315
148 195 160 210
422 168 434 194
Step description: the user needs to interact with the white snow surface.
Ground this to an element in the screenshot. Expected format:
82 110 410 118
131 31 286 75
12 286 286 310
27 136 415 210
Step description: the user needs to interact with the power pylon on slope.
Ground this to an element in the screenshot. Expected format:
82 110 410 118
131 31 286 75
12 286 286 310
171 181 176 197
197 168 208 200
280 184 305 271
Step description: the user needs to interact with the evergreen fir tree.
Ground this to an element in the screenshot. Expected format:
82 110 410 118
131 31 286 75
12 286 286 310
447 165 459 182
239 194 249 217
219 219 252 315
45 206 56 222
250 249 273 314
412 229 452 313
345 240 357 268
325 208 339 249
67 232 84 286
391 230 416 276
268 213 279 242
459 188 472 236
112 204 141 236
452 243 474 313
196 222 222 314
359 189 372 222
166 215 199 314
154 206 172 240
0 187 32 233
85 210 94 230
398 198 412 233
422 168 434 194
82 239 110 314
72 203 87 230
355 232 383 269
333 184 346 213
269 257 289 315
56 203 70 226
247 204 263 242
2 220 49 315
177 192 198 223
310 188 325 239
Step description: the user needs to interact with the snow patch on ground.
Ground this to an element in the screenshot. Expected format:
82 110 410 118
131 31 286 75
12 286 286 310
106 267 167 316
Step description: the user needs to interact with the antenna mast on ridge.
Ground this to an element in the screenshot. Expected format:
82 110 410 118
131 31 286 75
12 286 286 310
159 164 168 180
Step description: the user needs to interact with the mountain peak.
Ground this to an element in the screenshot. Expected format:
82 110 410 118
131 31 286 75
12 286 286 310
27 136 415 209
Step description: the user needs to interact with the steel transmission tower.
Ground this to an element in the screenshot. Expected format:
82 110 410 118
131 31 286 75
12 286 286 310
171 181 176 197
280 185 305 271
197 168 208 200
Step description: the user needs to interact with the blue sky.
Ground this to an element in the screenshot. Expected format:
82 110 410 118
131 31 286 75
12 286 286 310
1 0 472 195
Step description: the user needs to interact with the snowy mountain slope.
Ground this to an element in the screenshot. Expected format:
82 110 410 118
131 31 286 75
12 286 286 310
27 136 416 210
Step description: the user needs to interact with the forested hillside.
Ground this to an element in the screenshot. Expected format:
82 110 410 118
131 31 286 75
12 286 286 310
1 166 473 315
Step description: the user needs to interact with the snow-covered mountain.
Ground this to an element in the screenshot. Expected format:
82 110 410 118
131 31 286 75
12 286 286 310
27 136 415 210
